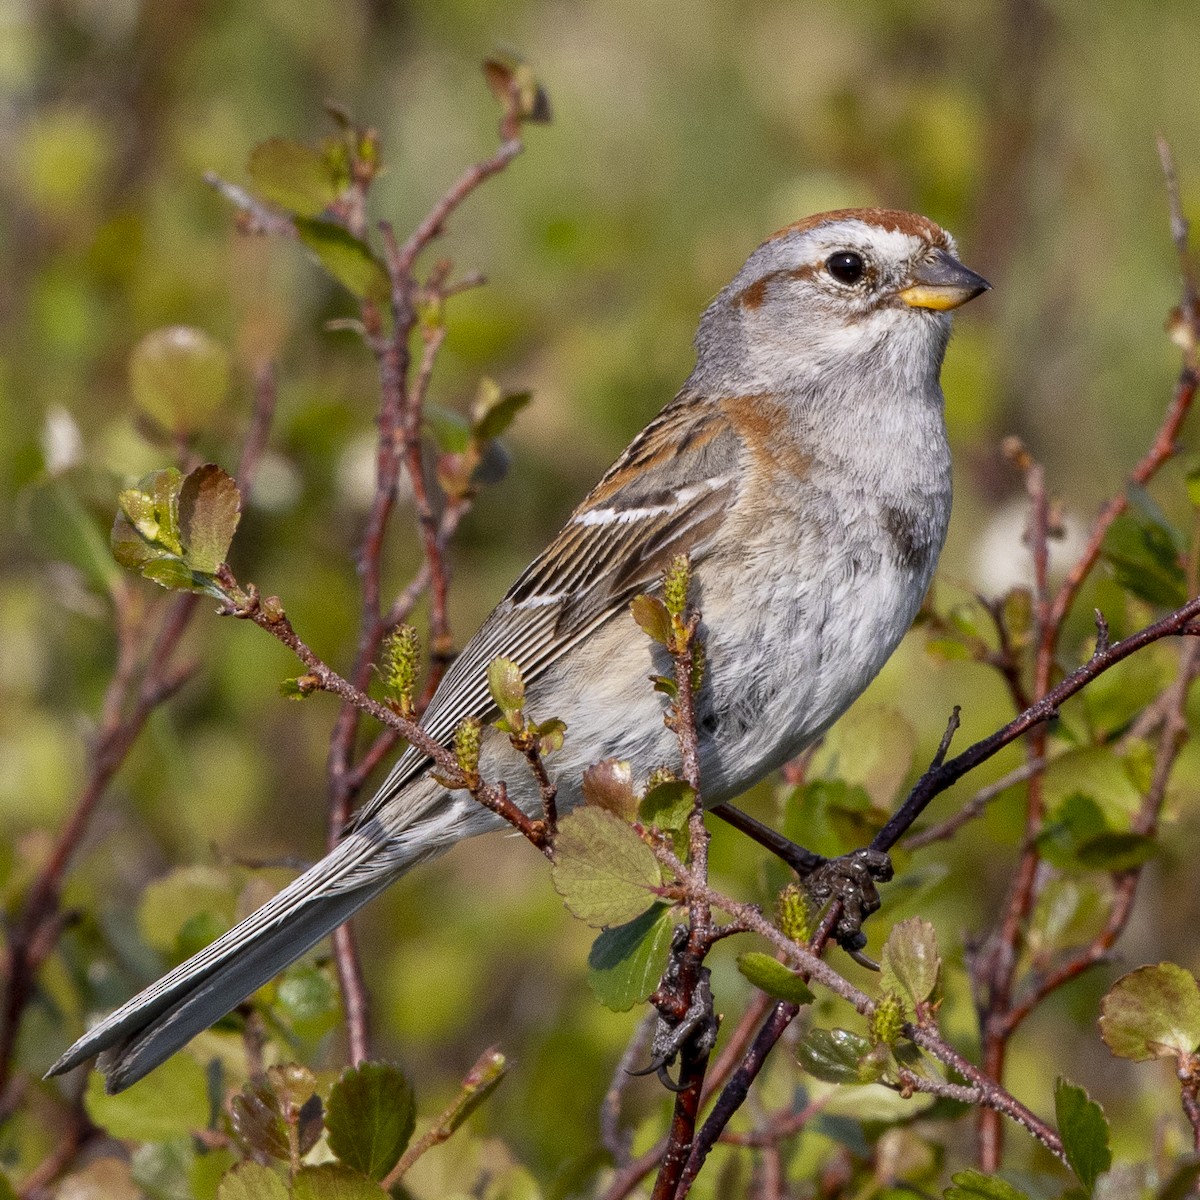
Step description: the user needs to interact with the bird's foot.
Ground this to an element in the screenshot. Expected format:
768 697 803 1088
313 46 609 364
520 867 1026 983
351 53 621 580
804 848 893 963
628 928 720 1091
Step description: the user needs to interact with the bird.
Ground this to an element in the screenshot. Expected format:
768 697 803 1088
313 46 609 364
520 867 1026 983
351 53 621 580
49 207 988 1092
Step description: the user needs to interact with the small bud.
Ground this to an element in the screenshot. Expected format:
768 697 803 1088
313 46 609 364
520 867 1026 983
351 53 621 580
382 624 421 717
261 595 285 623
646 765 678 791
663 554 691 618
777 884 812 944
870 991 906 1047
454 716 482 779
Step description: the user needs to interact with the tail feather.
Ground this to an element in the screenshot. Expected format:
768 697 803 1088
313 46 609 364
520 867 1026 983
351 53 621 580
46 824 417 1092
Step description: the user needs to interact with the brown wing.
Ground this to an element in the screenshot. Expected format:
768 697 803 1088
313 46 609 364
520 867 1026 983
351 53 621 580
352 394 741 825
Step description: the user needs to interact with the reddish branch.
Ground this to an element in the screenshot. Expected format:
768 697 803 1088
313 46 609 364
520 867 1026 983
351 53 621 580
970 140 1200 1170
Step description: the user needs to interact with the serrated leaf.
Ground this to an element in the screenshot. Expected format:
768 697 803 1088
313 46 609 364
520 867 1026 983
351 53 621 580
629 594 671 644
638 780 695 831
326 1062 415 1182
130 326 231 435
23 474 122 592
944 1170 1031 1200
472 387 531 442
1100 963 1200 1060
551 807 662 927
581 759 637 820
880 917 940 1010
487 657 525 721
292 1165 389 1200
248 138 341 218
179 464 241 573
1055 1077 1112 1191
216 1162 289 1200
736 952 815 1006
796 1027 875 1084
587 903 675 1010
84 1053 209 1141
294 219 389 303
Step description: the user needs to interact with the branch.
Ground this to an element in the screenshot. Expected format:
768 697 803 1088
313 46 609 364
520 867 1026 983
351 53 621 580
871 594 1200 853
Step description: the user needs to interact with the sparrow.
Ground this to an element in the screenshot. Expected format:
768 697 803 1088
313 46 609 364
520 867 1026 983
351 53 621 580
49 207 988 1092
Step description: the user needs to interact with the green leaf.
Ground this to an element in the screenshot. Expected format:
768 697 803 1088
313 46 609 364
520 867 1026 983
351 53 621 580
276 962 339 1032
1101 512 1187 607
142 558 202 591
1074 831 1158 872
294 219 389 304
487 657 526 722
581 759 637 820
587 903 675 1011
292 1166 389 1200
1100 963 1200 1061
23 474 122 592
783 779 879 859
639 780 695 831
137 864 238 955
129 326 231 435
423 404 473 454
880 917 940 1011
551 807 662 927
796 1027 875 1084
326 1062 415 1182
629 594 671 644
471 379 532 442
216 1163 288 1200
248 138 341 218
1055 1077 1112 1191
944 1170 1031 1200
178 464 241 573
84 1053 209 1141
736 952 815 1006
115 468 184 557
1036 793 1110 870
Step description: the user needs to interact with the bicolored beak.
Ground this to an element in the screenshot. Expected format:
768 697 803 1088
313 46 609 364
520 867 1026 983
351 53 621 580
899 247 990 311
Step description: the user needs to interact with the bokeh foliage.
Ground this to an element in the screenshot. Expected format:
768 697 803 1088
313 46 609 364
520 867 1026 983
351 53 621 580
4 0 1200 1195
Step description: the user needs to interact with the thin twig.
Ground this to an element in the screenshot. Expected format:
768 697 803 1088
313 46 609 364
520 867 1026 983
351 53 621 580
905 756 1048 849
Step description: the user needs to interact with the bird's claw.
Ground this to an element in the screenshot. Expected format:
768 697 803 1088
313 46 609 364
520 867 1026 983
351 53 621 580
804 848 893 959
629 929 720 1091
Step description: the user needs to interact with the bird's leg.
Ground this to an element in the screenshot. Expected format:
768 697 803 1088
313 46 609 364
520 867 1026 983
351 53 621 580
711 802 892 961
711 802 827 874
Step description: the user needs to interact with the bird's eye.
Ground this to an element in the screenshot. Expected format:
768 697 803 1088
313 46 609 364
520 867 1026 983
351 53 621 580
826 252 865 284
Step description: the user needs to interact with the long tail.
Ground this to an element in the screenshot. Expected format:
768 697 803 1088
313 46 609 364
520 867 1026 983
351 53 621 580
46 811 443 1093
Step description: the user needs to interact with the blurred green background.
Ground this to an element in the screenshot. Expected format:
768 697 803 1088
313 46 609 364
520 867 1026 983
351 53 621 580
3 0 1200 1188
